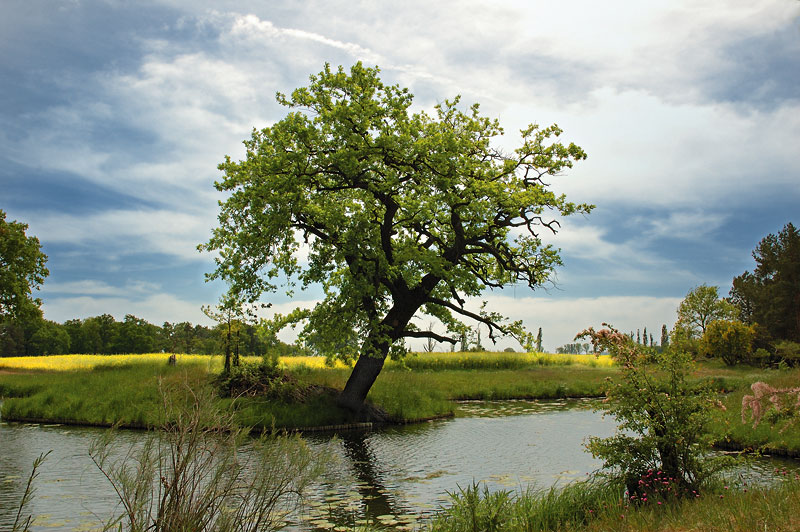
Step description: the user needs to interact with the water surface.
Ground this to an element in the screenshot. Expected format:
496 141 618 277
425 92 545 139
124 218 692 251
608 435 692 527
0 399 795 531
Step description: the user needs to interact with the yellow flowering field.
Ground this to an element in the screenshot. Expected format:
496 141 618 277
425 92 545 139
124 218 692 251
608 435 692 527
0 353 352 372
0 353 220 371
391 351 615 370
0 351 612 372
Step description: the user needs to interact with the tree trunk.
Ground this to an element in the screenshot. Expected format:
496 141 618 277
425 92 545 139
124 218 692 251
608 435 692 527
336 279 438 416
224 322 231 373
337 350 388 416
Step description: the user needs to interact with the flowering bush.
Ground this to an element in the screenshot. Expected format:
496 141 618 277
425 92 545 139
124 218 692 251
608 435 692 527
700 320 754 366
625 469 698 506
577 324 732 501
741 381 800 430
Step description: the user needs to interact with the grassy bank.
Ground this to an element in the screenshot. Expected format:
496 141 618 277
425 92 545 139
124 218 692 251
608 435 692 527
2 352 799 453
709 367 800 457
0 352 617 429
427 473 800 532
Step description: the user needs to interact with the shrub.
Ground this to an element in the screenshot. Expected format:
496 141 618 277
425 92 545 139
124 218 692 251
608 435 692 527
215 360 308 402
774 340 800 367
741 381 800 430
577 324 732 500
700 320 754 366
90 379 333 532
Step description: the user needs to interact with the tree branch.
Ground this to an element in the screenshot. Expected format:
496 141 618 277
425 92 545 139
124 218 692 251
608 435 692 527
402 329 458 345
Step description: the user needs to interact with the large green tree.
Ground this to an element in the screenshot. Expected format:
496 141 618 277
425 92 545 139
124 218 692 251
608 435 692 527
730 222 800 342
0 209 49 319
203 64 591 413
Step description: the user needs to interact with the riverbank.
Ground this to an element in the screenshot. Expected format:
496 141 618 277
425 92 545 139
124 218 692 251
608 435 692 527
1 353 799 456
0 352 617 430
427 472 800 532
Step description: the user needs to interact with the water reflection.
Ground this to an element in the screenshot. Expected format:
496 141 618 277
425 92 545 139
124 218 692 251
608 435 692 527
2 399 799 531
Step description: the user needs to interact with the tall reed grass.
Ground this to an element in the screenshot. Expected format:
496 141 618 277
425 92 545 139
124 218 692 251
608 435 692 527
427 473 800 532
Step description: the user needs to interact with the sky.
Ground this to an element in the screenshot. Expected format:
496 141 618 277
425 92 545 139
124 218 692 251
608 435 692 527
2 0 799 352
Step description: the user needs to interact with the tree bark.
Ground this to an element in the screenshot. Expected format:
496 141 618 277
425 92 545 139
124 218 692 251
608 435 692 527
336 277 440 416
337 349 388 416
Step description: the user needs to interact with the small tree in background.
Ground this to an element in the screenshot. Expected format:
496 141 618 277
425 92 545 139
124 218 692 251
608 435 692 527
0 210 49 321
661 324 669 349
203 291 260 373
700 319 755 366
676 284 738 338
536 327 543 352
422 322 437 352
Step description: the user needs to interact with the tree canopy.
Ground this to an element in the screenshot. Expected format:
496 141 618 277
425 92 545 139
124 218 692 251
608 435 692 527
203 63 591 412
0 209 48 320
675 284 737 339
730 222 800 342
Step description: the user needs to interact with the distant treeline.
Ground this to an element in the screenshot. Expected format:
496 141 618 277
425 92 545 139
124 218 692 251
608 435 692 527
0 313 305 358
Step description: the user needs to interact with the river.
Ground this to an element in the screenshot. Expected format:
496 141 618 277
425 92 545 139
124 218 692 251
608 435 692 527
0 399 795 531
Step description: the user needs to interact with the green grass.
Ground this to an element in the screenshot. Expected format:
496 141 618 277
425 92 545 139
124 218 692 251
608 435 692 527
708 367 800 456
425 473 800 532
3 354 800 455
282 364 616 421
0 362 211 427
0 357 615 429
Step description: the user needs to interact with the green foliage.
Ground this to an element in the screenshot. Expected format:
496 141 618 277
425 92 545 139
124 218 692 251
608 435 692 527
202 62 591 407
0 362 211 427
431 475 800 532
214 360 314 405
555 342 591 354
676 284 739 339
28 320 70 355
397 351 606 371
577 325 732 499
427 479 621 532
774 340 800 367
731 222 800 342
0 210 49 320
700 320 755 366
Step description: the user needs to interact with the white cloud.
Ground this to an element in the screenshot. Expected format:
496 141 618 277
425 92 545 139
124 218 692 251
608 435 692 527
27 209 212 261
421 294 683 353
504 89 800 210
644 211 728 240
226 14 382 64
7 1 799 342
40 280 164 298
42 293 215 326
